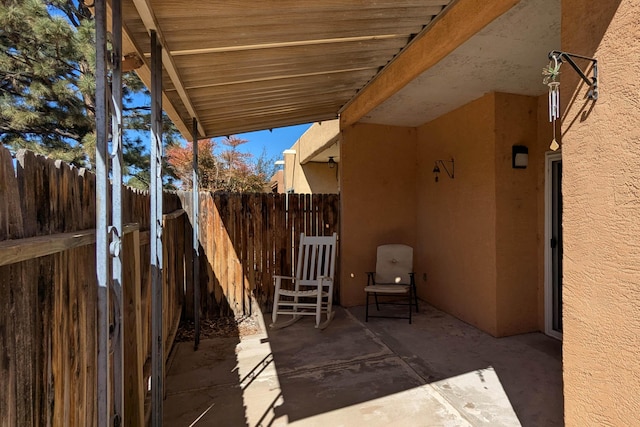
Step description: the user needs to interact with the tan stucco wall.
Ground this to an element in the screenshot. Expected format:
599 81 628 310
340 123 417 306
269 169 284 193
416 94 499 334
494 93 540 336
561 1 640 424
414 92 542 336
536 94 553 333
297 120 340 164
282 143 339 194
340 93 550 338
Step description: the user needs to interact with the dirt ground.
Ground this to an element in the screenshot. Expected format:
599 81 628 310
175 313 262 342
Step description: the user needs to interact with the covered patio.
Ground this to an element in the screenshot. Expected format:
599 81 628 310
164 304 562 426
88 0 637 425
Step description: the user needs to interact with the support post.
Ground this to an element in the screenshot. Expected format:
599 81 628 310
150 30 164 427
94 0 111 425
110 0 124 424
191 118 200 350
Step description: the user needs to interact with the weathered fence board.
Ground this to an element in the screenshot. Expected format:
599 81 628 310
0 146 186 427
1 144 340 426
179 192 340 319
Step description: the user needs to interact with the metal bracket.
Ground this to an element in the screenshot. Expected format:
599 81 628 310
108 226 121 257
548 51 598 100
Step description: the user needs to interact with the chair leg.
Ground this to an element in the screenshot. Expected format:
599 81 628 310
374 293 380 311
408 288 412 324
413 283 419 312
365 292 369 322
315 290 323 328
272 292 280 325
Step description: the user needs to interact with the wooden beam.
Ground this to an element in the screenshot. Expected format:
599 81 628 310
0 224 141 267
130 0 206 137
340 0 521 128
106 6 193 141
162 209 185 221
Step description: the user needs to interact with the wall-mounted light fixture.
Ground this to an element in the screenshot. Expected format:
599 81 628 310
512 145 528 169
433 158 454 182
328 156 336 169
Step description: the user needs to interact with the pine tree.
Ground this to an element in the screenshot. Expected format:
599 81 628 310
0 0 94 165
0 0 180 188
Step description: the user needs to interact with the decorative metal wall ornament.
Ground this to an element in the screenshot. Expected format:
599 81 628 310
543 51 598 151
433 158 454 182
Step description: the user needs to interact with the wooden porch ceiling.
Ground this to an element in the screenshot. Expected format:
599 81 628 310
118 0 454 139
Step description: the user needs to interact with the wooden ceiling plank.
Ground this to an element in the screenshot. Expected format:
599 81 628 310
205 103 338 123
162 25 426 52
176 50 400 83
158 10 441 35
186 71 375 98
171 34 411 56
172 38 406 70
168 34 409 57
202 112 339 138
203 108 340 131
189 84 359 105
182 66 378 91
197 97 352 119
152 1 450 20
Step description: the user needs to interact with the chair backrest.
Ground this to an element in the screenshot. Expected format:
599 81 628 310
375 244 413 285
295 233 338 286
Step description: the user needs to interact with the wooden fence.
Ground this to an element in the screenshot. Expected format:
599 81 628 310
0 146 187 426
180 192 340 319
0 145 341 425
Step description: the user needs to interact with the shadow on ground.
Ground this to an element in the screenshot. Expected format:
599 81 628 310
163 303 562 426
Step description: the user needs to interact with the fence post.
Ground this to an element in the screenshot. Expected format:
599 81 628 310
192 118 200 350
110 0 125 422
94 0 111 425
150 29 164 427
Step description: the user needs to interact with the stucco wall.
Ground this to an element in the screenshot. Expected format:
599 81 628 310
283 142 339 194
293 162 339 194
536 94 553 332
561 1 640 425
417 94 499 335
339 123 417 306
494 93 540 336
415 92 541 336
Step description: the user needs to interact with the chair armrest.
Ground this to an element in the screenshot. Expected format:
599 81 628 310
316 276 334 294
273 275 296 293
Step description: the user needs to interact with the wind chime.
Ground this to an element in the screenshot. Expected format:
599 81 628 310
542 51 599 151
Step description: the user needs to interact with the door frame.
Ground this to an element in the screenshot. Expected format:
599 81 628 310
545 151 563 340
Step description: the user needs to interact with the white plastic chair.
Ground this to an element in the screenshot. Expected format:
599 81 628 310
364 244 418 323
271 233 337 329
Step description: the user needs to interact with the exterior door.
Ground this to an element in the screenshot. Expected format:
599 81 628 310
545 152 563 339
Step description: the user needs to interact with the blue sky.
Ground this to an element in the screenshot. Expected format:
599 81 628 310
234 123 312 161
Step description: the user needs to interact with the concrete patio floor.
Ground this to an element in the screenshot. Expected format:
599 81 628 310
163 303 563 426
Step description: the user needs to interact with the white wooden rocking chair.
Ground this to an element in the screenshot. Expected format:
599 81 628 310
270 233 337 330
